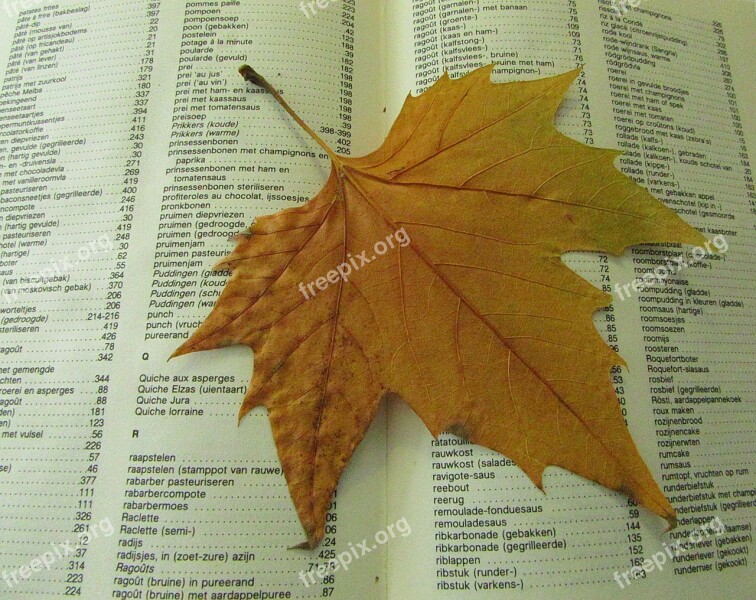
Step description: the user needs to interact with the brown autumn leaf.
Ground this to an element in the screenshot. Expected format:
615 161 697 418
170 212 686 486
173 64 707 548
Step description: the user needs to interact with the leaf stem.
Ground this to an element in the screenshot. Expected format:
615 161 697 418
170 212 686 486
238 65 339 162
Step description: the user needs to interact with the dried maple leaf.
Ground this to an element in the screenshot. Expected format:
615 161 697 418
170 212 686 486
173 64 706 548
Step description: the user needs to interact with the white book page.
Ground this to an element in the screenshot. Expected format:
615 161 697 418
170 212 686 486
0 1 389 598
384 1 755 598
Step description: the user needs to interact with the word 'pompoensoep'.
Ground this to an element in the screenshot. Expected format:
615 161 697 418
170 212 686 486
298 228 410 300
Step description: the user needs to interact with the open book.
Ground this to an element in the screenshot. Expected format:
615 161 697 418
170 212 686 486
0 0 753 597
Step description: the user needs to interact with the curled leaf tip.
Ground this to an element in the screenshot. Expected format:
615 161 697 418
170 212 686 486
664 513 678 533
